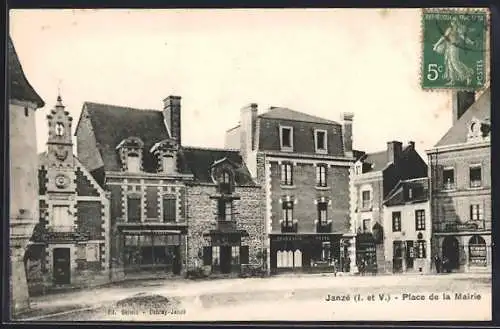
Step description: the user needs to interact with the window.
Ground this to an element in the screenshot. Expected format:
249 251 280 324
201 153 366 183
317 202 328 224
443 167 455 190
316 164 327 187
52 205 72 231
280 126 293 150
362 219 370 233
408 188 413 200
55 122 64 136
127 196 141 222
218 200 233 221
416 241 427 258
415 210 425 230
280 163 293 185
76 244 86 260
392 211 401 232
321 242 331 261
86 243 100 262
219 170 233 194
469 165 482 188
470 204 484 221
361 190 371 209
24 107 29 117
315 130 327 153
163 196 177 222
128 154 140 173
162 156 175 173
282 201 293 225
231 246 240 265
212 246 220 266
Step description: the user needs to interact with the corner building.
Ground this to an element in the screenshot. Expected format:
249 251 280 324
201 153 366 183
427 89 491 273
226 105 356 274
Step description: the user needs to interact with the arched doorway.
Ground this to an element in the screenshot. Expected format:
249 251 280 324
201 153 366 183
468 235 487 267
442 236 460 272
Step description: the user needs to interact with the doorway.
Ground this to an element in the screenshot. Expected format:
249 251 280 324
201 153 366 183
220 246 232 274
442 236 460 272
53 248 71 285
393 241 403 273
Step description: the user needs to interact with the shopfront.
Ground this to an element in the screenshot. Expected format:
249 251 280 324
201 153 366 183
202 231 250 275
270 234 348 274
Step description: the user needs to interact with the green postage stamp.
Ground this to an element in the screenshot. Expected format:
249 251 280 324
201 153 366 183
421 9 488 90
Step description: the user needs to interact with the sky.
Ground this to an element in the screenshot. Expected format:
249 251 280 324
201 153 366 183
10 9 460 159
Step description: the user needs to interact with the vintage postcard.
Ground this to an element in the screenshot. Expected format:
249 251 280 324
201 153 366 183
7 8 491 322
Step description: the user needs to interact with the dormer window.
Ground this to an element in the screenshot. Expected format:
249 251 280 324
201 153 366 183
127 153 140 173
280 126 294 152
162 156 175 174
314 129 327 154
55 122 65 136
467 117 491 142
219 170 234 194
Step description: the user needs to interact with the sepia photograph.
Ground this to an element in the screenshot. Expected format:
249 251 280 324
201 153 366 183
7 8 491 322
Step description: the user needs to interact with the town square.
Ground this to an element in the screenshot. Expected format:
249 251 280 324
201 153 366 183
7 8 491 322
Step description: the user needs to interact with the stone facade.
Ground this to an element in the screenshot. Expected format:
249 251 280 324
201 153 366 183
186 183 265 274
427 89 491 274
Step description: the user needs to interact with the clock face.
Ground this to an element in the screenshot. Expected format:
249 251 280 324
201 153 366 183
55 174 69 188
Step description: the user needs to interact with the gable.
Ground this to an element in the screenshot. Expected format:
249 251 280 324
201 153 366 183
435 88 491 147
82 102 170 172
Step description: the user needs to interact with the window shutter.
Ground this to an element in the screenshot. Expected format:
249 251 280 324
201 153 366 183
163 197 176 222
240 246 249 264
203 247 212 266
128 197 141 222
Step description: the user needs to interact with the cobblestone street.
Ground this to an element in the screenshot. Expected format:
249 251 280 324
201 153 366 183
17 272 491 322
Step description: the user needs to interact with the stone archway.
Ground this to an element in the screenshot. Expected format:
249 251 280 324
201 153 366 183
442 236 460 271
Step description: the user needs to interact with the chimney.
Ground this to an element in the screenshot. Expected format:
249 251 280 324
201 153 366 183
240 103 258 172
387 141 403 164
341 112 354 158
408 141 415 149
452 91 475 124
163 96 182 145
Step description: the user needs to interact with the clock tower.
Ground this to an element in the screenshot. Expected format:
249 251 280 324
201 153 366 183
46 95 75 192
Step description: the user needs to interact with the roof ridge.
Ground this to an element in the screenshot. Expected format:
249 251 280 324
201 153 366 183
259 106 340 125
84 101 160 113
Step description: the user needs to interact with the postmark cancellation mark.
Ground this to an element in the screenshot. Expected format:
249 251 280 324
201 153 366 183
421 9 489 91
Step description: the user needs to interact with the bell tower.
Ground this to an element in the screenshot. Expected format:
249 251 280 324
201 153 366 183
46 95 76 192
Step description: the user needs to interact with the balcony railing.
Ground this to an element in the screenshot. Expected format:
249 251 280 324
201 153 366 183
433 221 489 233
45 226 90 241
280 220 298 233
316 220 332 233
216 220 237 232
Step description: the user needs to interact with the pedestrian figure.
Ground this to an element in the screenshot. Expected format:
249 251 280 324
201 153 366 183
442 256 449 273
333 259 338 277
433 254 441 274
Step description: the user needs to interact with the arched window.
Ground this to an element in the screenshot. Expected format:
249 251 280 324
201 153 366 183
468 235 487 267
219 169 234 194
55 122 65 137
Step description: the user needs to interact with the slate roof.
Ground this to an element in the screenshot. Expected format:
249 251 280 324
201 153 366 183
361 150 388 172
259 107 339 125
384 177 429 207
81 102 256 185
8 36 44 108
178 147 256 185
435 88 491 147
82 102 169 172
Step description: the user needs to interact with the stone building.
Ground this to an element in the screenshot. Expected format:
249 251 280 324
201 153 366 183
75 96 264 278
426 89 491 273
8 36 45 315
181 147 264 276
225 105 356 274
350 141 428 274
382 177 432 274
26 96 111 294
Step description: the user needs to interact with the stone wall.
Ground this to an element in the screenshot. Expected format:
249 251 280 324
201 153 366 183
186 184 265 270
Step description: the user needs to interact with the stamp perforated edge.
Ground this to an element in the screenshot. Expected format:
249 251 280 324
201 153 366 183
419 7 491 93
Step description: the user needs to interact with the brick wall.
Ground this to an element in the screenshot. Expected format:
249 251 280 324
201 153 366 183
269 161 350 233
186 184 265 270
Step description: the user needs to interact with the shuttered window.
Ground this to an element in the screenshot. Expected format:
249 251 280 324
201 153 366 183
203 247 212 266
240 246 249 264
163 196 177 222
